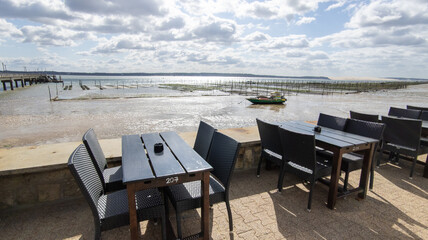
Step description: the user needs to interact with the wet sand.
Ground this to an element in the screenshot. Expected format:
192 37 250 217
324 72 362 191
1 83 427 148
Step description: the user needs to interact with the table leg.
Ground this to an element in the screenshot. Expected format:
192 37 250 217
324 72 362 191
358 143 375 199
127 185 139 240
327 149 343 209
201 172 210 240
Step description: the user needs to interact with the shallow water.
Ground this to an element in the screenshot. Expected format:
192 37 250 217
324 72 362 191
1 79 427 147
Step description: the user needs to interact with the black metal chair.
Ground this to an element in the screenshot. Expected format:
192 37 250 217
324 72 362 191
277 126 331 211
381 116 422 178
193 121 216 161
350 110 379 123
388 107 421 119
317 113 347 131
83 128 124 192
342 119 385 190
256 119 284 191
407 105 428 112
68 144 166 240
165 132 240 239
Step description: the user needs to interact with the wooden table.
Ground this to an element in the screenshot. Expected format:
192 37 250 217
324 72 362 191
122 131 213 240
280 121 378 209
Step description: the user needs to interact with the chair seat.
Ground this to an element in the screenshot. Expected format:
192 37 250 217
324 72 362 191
263 149 282 160
166 175 225 211
103 166 124 192
313 150 363 173
98 188 163 231
420 137 428 146
383 142 418 157
285 156 331 179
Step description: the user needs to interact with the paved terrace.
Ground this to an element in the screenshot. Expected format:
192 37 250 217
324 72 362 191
1 126 427 239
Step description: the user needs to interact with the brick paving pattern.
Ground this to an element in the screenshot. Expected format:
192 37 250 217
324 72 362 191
1 154 427 239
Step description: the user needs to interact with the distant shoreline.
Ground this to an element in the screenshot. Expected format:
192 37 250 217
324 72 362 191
2 71 428 82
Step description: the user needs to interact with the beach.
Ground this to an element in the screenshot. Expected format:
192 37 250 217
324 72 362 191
1 79 428 148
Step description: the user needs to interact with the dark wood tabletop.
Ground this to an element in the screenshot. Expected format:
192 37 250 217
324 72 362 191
122 131 212 240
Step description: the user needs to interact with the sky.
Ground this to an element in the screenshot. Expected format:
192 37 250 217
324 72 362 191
0 0 427 78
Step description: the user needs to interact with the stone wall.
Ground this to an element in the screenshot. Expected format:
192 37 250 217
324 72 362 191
0 145 261 210
0 168 80 209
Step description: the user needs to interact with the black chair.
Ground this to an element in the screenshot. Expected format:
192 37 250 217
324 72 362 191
317 113 347 131
388 107 421 119
350 110 379 123
342 119 385 190
420 111 428 121
407 105 428 112
68 144 166 240
166 132 240 239
193 121 216 160
256 119 284 191
381 116 422 178
83 128 124 192
277 126 331 211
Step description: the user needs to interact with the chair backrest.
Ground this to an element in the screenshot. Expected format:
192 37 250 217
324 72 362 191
83 128 107 179
278 126 316 172
421 111 428 121
317 113 347 131
207 132 240 191
67 144 103 224
381 116 422 150
350 111 379 123
256 118 282 156
388 107 421 119
193 121 216 160
407 105 428 111
345 119 385 141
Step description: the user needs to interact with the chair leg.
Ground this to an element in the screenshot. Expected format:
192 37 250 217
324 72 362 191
277 163 285 192
409 156 417 179
175 208 183 239
343 171 349 192
225 199 233 232
257 153 263 177
94 223 101 240
307 178 315 212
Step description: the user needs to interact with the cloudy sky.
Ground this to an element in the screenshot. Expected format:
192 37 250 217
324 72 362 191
0 0 427 78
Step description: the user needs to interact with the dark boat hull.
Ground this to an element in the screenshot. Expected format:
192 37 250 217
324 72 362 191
247 98 286 104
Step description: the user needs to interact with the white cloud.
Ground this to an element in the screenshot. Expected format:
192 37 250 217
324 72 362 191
20 25 90 46
346 0 428 29
243 31 269 42
296 17 316 25
325 0 347 11
0 19 22 39
64 0 166 16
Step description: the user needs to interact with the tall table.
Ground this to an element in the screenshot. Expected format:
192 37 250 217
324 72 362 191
280 121 378 209
122 131 213 240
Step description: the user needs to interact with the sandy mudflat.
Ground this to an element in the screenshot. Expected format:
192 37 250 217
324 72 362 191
1 83 428 148
328 76 398 81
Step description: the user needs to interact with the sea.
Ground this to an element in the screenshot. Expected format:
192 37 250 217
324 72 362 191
1 75 427 147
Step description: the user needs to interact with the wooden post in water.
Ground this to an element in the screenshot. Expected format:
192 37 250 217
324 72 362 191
48 86 52 101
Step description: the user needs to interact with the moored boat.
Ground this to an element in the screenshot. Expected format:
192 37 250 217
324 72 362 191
246 95 287 104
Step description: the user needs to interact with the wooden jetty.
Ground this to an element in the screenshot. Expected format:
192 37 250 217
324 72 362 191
1 74 62 91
